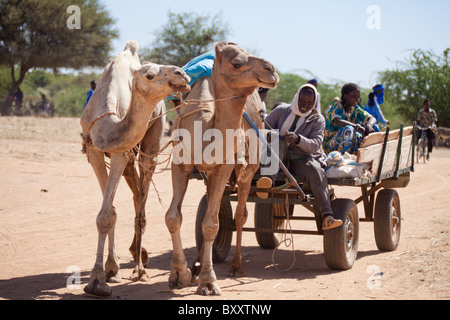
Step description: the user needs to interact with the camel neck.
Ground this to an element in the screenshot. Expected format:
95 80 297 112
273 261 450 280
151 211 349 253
212 86 248 132
122 90 158 139
97 88 159 154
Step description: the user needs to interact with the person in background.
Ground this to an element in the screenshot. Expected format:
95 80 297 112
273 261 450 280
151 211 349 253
83 81 96 110
365 92 389 126
308 78 321 114
416 99 437 160
14 87 24 110
323 83 377 155
373 84 385 105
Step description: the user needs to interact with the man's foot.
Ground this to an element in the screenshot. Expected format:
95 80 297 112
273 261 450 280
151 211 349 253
322 215 343 231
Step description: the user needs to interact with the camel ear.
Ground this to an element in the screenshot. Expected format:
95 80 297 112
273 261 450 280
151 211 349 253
215 42 224 63
215 41 237 52
215 41 226 54
125 40 139 55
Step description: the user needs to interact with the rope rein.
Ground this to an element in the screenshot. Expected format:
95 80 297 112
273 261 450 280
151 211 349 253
82 93 243 150
81 94 245 203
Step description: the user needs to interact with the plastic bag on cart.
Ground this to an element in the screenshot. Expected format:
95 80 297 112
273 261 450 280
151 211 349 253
325 151 370 179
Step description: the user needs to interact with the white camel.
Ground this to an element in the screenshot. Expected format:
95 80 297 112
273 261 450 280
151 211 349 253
80 41 190 297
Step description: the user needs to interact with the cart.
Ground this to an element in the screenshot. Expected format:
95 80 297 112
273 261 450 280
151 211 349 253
191 125 415 270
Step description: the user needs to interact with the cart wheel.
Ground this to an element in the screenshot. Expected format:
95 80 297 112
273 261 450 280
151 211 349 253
254 203 292 249
323 199 359 270
374 189 401 252
195 194 234 263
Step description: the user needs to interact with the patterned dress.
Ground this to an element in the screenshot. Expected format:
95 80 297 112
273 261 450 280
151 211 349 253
323 101 377 155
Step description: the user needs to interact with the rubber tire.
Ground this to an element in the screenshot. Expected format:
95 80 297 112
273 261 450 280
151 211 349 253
195 194 234 263
323 199 359 270
374 189 401 252
254 203 292 249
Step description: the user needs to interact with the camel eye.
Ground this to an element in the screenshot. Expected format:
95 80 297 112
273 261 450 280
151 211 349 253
146 74 155 80
232 63 241 69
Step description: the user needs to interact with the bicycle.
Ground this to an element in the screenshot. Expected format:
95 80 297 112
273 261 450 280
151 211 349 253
415 125 431 164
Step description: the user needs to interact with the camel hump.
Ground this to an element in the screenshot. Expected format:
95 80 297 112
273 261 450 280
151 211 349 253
124 40 139 55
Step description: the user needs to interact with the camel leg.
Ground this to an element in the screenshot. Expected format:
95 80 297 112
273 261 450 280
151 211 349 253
86 148 108 196
197 164 235 296
84 152 128 297
123 160 149 281
129 118 164 281
130 145 158 282
229 164 259 277
165 163 193 290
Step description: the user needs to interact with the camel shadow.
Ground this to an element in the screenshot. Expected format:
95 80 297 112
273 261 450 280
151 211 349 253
0 246 380 300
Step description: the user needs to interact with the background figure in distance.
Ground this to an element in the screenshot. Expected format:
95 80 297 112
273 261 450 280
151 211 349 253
416 99 437 160
307 78 321 114
365 92 389 126
83 81 97 110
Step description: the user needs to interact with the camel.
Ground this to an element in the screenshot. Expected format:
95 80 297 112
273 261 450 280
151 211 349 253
165 41 279 295
80 41 190 297
436 127 450 148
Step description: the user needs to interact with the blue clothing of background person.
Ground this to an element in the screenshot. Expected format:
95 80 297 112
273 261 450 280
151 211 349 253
83 81 96 110
373 84 385 105
365 92 388 125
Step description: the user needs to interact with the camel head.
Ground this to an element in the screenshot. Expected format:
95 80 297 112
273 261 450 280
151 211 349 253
133 62 191 100
213 41 280 95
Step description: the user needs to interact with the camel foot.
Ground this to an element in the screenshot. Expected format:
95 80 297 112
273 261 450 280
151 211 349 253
129 247 149 268
196 282 221 296
83 279 112 297
196 267 221 296
228 266 246 278
130 267 149 282
168 268 192 290
228 257 246 277
106 270 122 283
141 247 149 268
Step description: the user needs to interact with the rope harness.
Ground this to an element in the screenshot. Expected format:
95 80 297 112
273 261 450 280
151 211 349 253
81 93 244 177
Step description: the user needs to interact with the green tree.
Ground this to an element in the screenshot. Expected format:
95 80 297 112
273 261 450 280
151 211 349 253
0 0 118 111
141 10 230 67
378 49 450 126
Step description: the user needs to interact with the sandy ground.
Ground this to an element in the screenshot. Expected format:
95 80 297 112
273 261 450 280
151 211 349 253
0 116 449 301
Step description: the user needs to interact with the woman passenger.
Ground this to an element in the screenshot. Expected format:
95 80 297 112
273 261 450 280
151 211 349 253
323 83 377 155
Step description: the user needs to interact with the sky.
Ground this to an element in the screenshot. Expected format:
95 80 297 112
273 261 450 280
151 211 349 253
103 0 450 88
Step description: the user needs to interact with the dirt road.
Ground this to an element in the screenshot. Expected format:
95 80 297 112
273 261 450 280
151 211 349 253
0 117 448 300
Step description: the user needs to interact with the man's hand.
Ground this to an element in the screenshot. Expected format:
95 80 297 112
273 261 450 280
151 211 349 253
284 131 300 144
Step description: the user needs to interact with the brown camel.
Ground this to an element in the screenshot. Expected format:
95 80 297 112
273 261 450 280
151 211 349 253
165 41 279 295
80 41 190 297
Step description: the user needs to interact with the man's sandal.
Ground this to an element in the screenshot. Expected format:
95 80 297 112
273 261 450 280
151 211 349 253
322 215 343 231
